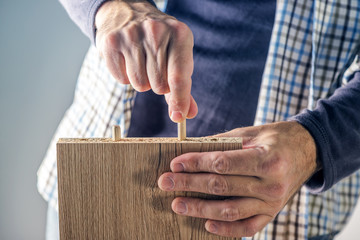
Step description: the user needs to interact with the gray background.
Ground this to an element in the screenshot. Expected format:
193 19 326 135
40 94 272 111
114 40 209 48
0 0 88 239
0 0 359 239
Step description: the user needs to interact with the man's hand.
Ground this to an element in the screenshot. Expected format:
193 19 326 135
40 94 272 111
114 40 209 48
95 0 197 122
158 121 318 237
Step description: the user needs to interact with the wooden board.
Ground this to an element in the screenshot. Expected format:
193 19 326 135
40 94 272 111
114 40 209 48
57 137 242 240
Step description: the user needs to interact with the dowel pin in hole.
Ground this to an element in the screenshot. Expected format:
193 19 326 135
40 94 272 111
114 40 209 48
112 125 121 141
178 120 186 141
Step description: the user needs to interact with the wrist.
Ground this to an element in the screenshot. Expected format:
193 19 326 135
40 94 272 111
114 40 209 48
287 120 319 173
95 1 131 34
274 121 318 176
95 0 158 29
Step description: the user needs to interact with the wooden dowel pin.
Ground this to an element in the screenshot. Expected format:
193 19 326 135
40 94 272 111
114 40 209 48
178 120 186 141
112 125 121 141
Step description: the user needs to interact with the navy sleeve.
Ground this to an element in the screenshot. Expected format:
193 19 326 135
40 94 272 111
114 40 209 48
58 0 157 45
293 72 360 193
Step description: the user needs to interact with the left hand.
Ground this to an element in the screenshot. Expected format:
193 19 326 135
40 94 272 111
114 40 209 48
158 121 318 238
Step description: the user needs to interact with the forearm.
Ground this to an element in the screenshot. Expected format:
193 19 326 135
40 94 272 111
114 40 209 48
58 0 156 44
294 72 360 193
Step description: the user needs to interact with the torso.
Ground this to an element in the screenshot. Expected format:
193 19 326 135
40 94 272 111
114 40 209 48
128 0 276 137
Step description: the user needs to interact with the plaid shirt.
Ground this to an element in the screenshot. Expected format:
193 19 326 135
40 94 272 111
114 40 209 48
38 0 360 239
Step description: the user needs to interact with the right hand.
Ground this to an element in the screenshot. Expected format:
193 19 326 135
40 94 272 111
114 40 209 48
95 0 198 122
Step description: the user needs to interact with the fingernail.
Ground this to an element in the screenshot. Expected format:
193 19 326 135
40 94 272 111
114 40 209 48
172 163 184 172
207 223 218 233
171 111 183 122
161 176 174 190
174 201 187 214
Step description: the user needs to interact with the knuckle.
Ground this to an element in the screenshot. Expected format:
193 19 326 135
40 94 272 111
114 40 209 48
114 75 128 84
172 21 193 41
134 85 150 92
122 25 142 51
144 18 159 32
221 205 240 221
212 153 230 174
194 200 205 218
168 75 188 89
266 182 287 200
207 175 228 195
192 156 200 171
169 95 189 111
104 32 120 49
132 80 150 92
181 177 191 191
150 72 169 94
152 82 169 94
123 24 138 39
273 157 287 174
144 19 165 51
260 150 287 178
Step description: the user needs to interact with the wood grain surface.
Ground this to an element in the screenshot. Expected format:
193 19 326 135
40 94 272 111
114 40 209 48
57 137 242 240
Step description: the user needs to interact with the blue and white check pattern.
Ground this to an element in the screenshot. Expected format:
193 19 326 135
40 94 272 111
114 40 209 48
254 1 360 239
37 0 360 239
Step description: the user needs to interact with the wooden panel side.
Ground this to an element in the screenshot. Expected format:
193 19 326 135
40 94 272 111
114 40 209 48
58 140 242 240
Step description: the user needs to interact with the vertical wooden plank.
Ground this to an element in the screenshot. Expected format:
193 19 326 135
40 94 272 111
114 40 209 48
57 138 242 240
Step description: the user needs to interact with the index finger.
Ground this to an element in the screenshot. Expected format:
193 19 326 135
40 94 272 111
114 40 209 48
170 148 267 177
166 20 194 122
